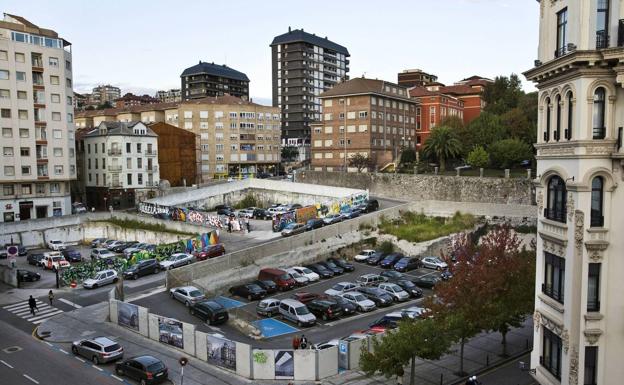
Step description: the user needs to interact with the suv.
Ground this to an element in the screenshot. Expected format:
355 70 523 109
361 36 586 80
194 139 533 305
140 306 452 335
71 337 123 364
123 259 160 280
253 208 272 220
47 239 67 251
307 299 343 321
42 252 70 271
189 300 229 325
356 274 383 287
278 299 316 327
115 356 168 384
91 248 117 262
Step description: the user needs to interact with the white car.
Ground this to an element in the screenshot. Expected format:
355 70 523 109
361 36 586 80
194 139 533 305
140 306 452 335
324 282 359 296
83 269 118 289
378 283 410 302
170 286 205 307
105 240 125 251
341 291 377 312
400 306 426 319
314 339 339 350
290 266 320 282
421 256 448 270
286 269 310 286
47 239 67 251
354 249 376 262
91 248 117 261
42 252 70 271
159 253 194 270
237 208 255 218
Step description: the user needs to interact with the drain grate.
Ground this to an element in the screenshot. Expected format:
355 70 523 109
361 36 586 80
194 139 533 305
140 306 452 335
3 346 23 353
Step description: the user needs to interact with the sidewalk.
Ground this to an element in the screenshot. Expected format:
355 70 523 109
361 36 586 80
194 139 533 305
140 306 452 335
0 281 70 306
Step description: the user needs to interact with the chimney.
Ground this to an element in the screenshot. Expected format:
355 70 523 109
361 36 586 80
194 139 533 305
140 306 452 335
288 26 291 32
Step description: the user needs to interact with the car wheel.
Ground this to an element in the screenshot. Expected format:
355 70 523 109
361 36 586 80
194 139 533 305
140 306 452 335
134 274 139 280
116 368 124 375
436 266 441 271
71 346 78 355
358 306 363 312
113 278 118 283
92 356 99 365
185 301 190 307
247 295 252 301
92 284 98 289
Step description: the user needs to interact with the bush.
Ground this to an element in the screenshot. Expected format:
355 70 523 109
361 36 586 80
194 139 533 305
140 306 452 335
378 211 477 243
378 240 395 254
466 146 489 168
489 139 532 169
234 194 259 209
399 148 416 165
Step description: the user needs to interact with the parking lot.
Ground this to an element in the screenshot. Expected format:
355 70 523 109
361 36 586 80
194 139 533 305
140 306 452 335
132 259 446 349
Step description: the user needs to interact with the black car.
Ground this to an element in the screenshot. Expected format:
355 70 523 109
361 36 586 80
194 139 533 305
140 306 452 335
229 283 267 300
189 300 229 325
307 299 343 321
305 264 334 278
317 261 344 275
252 279 278 294
112 241 138 253
305 218 324 231
366 252 386 265
357 286 394 307
326 295 357 315
62 249 82 262
380 270 404 282
253 208 272 220
216 205 235 216
326 257 354 272
123 259 160 280
17 269 41 282
27 253 45 266
362 199 379 213
440 270 453 280
115 355 168 385
413 275 441 289
393 279 424 298
380 253 404 269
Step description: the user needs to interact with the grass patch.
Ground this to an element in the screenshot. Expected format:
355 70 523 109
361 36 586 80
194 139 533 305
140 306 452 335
378 211 477 243
94 218 196 236
234 194 261 209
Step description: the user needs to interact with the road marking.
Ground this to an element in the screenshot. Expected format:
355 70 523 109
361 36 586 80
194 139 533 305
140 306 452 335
58 298 83 308
92 365 103 371
0 360 13 368
75 357 85 363
3 299 64 325
22 374 39 384
27 310 63 323
44 342 53 347
111 375 124 382
59 349 69 355
126 285 166 302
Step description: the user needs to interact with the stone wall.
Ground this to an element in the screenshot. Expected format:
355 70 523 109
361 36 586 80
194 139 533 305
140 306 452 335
296 171 534 205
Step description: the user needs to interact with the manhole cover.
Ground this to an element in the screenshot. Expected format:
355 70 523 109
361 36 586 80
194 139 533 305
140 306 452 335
3 346 22 353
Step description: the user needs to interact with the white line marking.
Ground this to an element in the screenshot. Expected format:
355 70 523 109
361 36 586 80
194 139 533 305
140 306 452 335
59 349 69 355
3 303 30 311
17 306 52 317
22 374 39 384
0 360 13 368
92 365 103 371
126 285 166 302
45 342 53 347
75 357 85 363
111 375 124 382
27 310 63 322
58 298 82 308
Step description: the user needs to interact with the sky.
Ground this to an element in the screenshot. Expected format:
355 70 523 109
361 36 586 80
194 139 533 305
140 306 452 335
3 0 540 105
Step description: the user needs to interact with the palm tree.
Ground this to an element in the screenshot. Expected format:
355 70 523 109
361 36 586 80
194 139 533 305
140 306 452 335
422 126 462 173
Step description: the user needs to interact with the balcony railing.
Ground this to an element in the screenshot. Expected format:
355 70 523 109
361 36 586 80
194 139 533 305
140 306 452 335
146 165 158 172
145 149 157 156
596 31 610 49
590 214 604 228
554 46 567 58
108 165 122 172
107 149 122 156
108 182 122 188
544 208 566 223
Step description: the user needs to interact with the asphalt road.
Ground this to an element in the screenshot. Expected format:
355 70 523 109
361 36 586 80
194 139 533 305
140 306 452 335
477 353 538 385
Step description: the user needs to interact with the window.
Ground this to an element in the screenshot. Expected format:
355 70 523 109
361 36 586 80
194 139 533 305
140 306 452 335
543 252 565 304
67 113 73 122
19 128 29 138
596 0 610 49
4 166 14 176
587 263 601 312
359 111 368 118
66 78 72 88
36 184 45 194
137 158 142 169
20 147 30 156
136 143 142 153
52 112 61 121
51 93 60 103
53 148 62 157
17 91 27 100
126 143 131 153
544 98 551 142
199 111 208 119
53 130 62 139
0 70 8 80
590 177 604 227
50 183 60 193
50 76 59 85
21 166 31 175
0 50 6 60
184 111 192 119
15 52 25 63
65 60 71 70
54 165 63 175
127 174 132 185
3 147 13 156
584 346 598 385
49 57 59 67
18 110 28 120
546 176 566 222
3 185 14 195
556 8 568 57
21 184 32 195
566 92 573 140
137 174 143 185
0 89 9 99
541 328 562 379
555 95 561 141
1 109 10 119
593 88 606 139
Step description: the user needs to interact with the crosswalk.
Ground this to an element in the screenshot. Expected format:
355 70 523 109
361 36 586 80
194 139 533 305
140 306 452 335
2 299 64 324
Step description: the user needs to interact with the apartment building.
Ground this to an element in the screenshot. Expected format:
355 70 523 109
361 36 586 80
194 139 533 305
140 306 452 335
271 27 350 159
310 77 418 172
409 86 464 146
441 76 491 124
113 92 159 109
148 122 196 187
181 61 249 101
83 121 159 210
0 13 75 222
90 84 120 106
524 1 624 384
155 89 181 103
397 69 438 88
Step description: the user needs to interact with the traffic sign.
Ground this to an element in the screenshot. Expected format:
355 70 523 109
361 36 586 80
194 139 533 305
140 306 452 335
179 357 188 366
70 281 77 288
7 245 18 259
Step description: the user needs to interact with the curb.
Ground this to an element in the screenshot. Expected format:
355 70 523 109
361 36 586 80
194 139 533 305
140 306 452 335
448 349 532 385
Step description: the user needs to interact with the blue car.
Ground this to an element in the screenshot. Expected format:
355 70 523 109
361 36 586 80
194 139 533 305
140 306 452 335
394 257 421 272
379 253 404 269
62 248 82 262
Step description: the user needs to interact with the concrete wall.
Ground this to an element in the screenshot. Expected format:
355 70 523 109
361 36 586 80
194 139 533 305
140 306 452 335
195 331 208 361
182 323 196 356
296 170 534 205
317 346 338 379
0 265 18 287
236 342 252 379
294 349 316 381
138 306 149 337
148 313 159 342
348 338 366 370
109 299 118 324
251 349 275 380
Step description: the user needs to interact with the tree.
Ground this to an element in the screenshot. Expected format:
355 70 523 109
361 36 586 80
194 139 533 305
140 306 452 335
439 116 465 131
466 146 489 169
489 139 532 169
399 148 416 165
459 112 507 156
96 101 113 110
360 318 452 385
500 108 535 145
281 146 299 162
482 74 524 115
422 126 462 173
349 153 373 172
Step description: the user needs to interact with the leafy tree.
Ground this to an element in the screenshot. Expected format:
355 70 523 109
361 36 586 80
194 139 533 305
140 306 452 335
96 101 113 110
422 126 462 173
378 240 395 254
85 105 95 111
399 148 416 165
348 153 373 172
482 74 524 115
439 116 464 131
489 139 532 169
458 112 507 156
501 108 536 145
281 146 299 162
466 146 489 169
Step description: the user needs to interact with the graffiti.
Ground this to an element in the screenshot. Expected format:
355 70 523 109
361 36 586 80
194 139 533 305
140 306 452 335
253 351 268 364
138 202 169 215
295 206 317 224
272 211 296 232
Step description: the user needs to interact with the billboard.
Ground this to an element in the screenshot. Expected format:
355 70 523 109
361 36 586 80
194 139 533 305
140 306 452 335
158 317 184 349
274 350 294 379
206 334 236 370
117 302 139 331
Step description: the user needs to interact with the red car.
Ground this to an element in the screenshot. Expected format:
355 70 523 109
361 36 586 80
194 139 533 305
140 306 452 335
193 244 226 261
291 292 320 304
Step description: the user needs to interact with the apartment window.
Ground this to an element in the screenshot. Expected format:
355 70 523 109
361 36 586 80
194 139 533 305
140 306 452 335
556 8 568 57
199 111 208 119
50 183 60 193
19 128 29 138
216 144 224 152
4 166 14 176
65 60 71 70
3 147 13 156
584 346 598 385
53 130 62 139
21 184 32 195
18 110 28 120
0 70 8 80
15 52 25 63
17 91 27 100
184 111 192 119
0 50 6 60
590 177 604 227
35 184 45 194
1 109 10 119
126 158 131 169
127 174 132 185
66 78 72 88
543 252 565 304
95 174 99 185
137 174 143 185
88 159 91 169
347 111 356 119
3 185 14 195
52 112 61 121
359 111 368 118
0 89 9 99
566 92 573 140
50 76 60 85
596 0 610 49
544 97 551 141
546 175 566 222
49 57 59 67
126 143 131 153
53 148 62 157
20 147 30 156
587 263 601 312
94 159 98 169
21 166 31 175
136 143 142 153
555 95 561 141
593 88 606 139
51 94 60 103
541 328 562 379
137 158 142 169
54 165 63 175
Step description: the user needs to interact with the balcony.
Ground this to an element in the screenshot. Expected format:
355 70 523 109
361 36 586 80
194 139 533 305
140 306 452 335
543 208 566 224
146 181 158 187
108 165 122 172
107 149 122 156
146 165 158 172
145 149 157 156
554 46 567 58
108 181 122 188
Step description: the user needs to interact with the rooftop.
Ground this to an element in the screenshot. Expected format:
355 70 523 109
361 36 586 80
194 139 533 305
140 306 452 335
271 28 349 56
1 13 70 45
85 121 157 138
181 61 249 82
319 77 413 101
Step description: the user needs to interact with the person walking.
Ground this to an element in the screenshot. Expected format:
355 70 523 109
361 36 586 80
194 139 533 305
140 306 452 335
299 334 308 349
245 218 251 233
48 290 54 306
227 218 232 233
28 295 37 316
292 335 300 350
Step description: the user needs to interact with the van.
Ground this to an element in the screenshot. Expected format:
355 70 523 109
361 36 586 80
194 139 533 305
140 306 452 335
356 273 384 287
278 299 316 327
258 268 296 291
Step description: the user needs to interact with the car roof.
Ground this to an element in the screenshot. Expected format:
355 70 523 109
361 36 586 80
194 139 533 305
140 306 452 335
133 355 160 365
260 297 280 303
280 298 305 307
92 337 117 346
359 273 379 278
96 269 116 274
198 300 223 310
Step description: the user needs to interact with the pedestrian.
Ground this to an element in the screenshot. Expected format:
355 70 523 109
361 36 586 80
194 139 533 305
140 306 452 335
48 290 54 306
299 334 308 349
227 218 232 233
292 335 300 350
91 207 95 212
245 218 251 233
396 367 404 385
28 295 37 316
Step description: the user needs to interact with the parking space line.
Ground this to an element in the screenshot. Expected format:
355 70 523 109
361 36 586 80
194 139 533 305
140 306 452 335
59 348 69 355
111 374 124 382
75 357 85 363
0 359 13 368
92 365 103 371
23 374 39 384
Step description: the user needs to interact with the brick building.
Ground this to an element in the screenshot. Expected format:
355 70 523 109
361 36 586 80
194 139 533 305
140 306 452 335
147 122 196 187
397 69 438 88
409 86 464 146
113 92 159 109
440 75 492 124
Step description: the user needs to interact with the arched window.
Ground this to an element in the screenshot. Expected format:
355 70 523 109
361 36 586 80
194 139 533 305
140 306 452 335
593 88 606 139
590 177 604 227
545 97 551 142
555 95 561 141
546 176 567 223
566 91 573 140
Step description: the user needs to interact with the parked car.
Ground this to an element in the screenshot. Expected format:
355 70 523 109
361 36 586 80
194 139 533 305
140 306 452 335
71 202 88 214
41 252 70 271
354 249 376 262
290 266 320 282
17 269 41 282
72 337 123 364
369 313 407 332
323 213 343 225
292 292 320 304
324 282 359 296
258 268 296 291
27 253 45 266
421 256 448 270
325 295 357 315
362 199 379 213
379 253 404 269
340 291 377 312
412 275 441 288
102 239 117 248
340 208 361 220
229 283 267 300
401 306 426 319
305 263 334 278
278 299 316 327
252 279 278 294
256 298 281 317
62 248 82 263
305 218 325 231
318 260 344 275
314 339 340 350
253 208 272 220
284 269 309 286
47 239 67 251
90 238 107 248
189 300 229 325
215 205 234 215
366 251 386 265
307 299 343 321
440 270 453 280
393 257 421 272
357 286 394 307
91 248 117 262
123 259 160 280
378 283 410 302
281 222 306 237
170 286 205 307
112 241 138 253
105 240 126 251
393 279 424 298
237 208 255 218
193 244 226 261
83 269 118 289
115 355 168 384
379 270 404 282
356 274 384 287
159 253 194 270
326 257 354 272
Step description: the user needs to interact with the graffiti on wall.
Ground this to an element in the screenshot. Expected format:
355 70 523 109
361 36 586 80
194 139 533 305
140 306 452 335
138 202 223 229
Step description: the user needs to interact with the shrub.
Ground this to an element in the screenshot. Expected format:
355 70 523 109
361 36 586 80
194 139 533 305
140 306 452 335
378 240 395 254
489 138 532 169
234 194 259 209
378 211 477 243
466 146 490 168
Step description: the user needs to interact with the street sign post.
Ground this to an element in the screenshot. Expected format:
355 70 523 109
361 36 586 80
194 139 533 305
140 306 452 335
179 357 188 385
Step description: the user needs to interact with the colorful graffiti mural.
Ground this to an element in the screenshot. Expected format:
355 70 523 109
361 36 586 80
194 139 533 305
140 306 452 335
138 202 223 229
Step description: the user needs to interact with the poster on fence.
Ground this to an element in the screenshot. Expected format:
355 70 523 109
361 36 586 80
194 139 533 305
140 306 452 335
158 317 184 349
117 302 139 331
206 333 236 370
274 350 294 379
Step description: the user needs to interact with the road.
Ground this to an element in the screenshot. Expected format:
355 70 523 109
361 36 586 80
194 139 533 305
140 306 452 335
477 353 537 385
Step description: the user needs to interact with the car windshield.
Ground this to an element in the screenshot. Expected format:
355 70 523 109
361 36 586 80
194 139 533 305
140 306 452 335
302 268 313 274
388 285 400 292
51 241 60 244
290 272 302 278
258 302 268 308
332 284 344 290
104 344 121 352
248 284 262 291
51 257 61 262
189 290 202 297
353 294 366 301
285 223 297 229
400 280 415 288
295 306 310 315
147 362 165 372
279 274 290 280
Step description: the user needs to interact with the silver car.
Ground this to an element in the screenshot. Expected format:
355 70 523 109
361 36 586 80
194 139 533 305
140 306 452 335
160 253 194 270
256 298 281 317
83 269 118 289
378 283 410 302
71 337 123 364
341 291 377 312
170 286 205 307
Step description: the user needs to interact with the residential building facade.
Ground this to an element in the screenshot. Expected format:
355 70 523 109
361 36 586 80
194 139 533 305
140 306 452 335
155 89 181 103
0 13 75 222
524 1 624 384
83 121 159 210
113 92 159 109
90 84 120 106
409 86 464 146
310 78 418 172
397 69 438 88
271 27 350 160
148 122 196 187
180 61 249 101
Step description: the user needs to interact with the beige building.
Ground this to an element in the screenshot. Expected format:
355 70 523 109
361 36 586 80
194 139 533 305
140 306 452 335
0 13 75 222
524 1 624 384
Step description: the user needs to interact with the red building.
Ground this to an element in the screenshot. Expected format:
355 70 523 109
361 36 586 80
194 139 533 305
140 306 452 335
114 93 160 109
439 75 492 124
409 86 464 147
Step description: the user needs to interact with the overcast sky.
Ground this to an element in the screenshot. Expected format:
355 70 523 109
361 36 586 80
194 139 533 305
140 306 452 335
4 0 539 105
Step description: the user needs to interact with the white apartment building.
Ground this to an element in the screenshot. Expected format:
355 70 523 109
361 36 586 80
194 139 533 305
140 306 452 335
0 13 75 222
83 121 159 210
524 1 624 384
